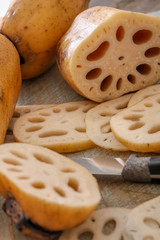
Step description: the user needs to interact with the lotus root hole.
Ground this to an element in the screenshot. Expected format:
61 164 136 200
143 237 154 240
78 231 94 240
124 114 143 121
102 219 116 235
61 168 76 173
144 218 160 229
33 153 53 164
101 123 111 134
3 158 22 166
144 103 153 107
39 130 67 138
53 108 61 113
128 122 145 130
18 176 30 180
127 74 136 84
65 106 79 112
7 168 22 172
116 26 125 41
10 150 27 160
136 64 151 75
100 75 113 91
26 126 42 132
133 29 152 44
75 127 86 133
28 117 45 123
86 68 102 80
31 182 45 189
76 65 82 68
145 47 160 57
54 187 66 197
118 56 124 60
39 112 51 117
68 178 79 192
87 41 109 61
132 109 145 112
116 103 128 110
116 78 123 90
100 112 113 117
148 125 160 134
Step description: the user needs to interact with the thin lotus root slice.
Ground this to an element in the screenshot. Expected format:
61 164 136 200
123 196 160 240
0 143 101 231
128 84 160 107
13 101 96 152
8 104 56 132
57 6 160 102
5 104 56 144
86 94 133 151
110 93 160 152
60 207 130 240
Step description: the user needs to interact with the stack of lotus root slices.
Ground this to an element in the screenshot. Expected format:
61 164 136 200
6 84 160 154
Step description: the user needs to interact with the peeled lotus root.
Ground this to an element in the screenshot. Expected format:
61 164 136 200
85 94 133 151
60 207 130 240
57 6 160 102
13 101 96 152
110 94 160 152
0 143 100 231
123 195 160 240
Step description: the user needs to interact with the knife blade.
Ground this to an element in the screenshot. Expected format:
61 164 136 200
71 154 160 183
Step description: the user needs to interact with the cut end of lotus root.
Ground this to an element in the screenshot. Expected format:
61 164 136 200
3 197 62 240
0 143 101 231
57 6 160 102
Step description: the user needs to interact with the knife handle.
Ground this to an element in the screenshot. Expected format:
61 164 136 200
148 157 160 179
121 155 160 183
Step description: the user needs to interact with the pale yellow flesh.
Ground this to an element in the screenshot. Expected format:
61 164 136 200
13 101 96 152
0 143 101 231
57 6 160 102
8 104 56 132
123 195 160 240
110 93 160 152
60 207 130 240
128 84 160 107
86 94 133 151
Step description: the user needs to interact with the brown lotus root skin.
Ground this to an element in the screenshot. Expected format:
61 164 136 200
57 6 160 102
3 198 62 240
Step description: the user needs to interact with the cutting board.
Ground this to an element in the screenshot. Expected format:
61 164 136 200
1 2 160 240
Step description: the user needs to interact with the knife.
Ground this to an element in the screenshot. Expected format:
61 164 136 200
71 154 160 183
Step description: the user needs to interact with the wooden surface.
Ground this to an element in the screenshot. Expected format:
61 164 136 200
1 1 160 239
